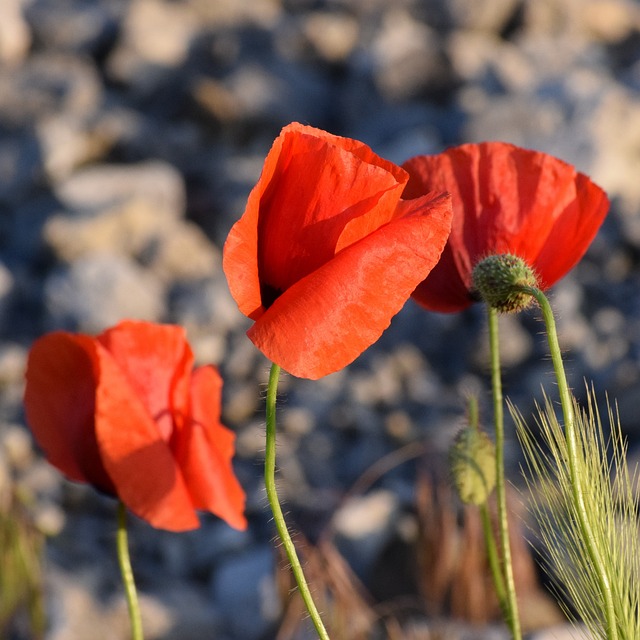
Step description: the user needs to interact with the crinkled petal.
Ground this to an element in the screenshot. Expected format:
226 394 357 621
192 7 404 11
24 332 114 493
173 366 247 530
248 193 453 378
223 122 408 319
93 342 199 531
98 321 194 442
403 142 609 311
257 131 406 293
534 172 609 288
411 243 474 312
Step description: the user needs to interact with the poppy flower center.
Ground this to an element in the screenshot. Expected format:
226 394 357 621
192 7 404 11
260 282 283 309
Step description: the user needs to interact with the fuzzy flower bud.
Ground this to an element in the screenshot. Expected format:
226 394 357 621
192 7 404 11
449 427 496 505
472 253 538 313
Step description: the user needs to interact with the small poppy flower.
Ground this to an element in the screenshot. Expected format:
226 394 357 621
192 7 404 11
223 122 453 379
24 320 247 532
402 142 610 313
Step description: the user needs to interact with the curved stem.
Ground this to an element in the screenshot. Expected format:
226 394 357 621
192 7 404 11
520 287 619 640
265 363 330 640
488 307 522 640
116 501 144 640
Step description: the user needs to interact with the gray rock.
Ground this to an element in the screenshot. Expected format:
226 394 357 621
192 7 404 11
210 545 280 640
368 9 452 102
106 0 201 92
0 130 44 205
331 489 400 578
0 53 102 128
417 0 521 32
54 160 186 219
44 254 166 333
24 0 121 55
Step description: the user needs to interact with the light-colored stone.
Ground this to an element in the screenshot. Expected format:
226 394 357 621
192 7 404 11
36 115 120 181
304 12 360 62
54 161 185 218
44 254 166 333
0 0 31 66
333 490 398 539
106 0 199 87
371 9 444 101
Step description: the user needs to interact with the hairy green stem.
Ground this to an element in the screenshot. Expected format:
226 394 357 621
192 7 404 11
265 363 330 640
467 394 507 608
116 501 144 640
520 287 619 640
469 392 508 611
488 307 522 640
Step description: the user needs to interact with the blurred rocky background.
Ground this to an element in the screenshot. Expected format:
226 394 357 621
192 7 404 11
2 0 640 638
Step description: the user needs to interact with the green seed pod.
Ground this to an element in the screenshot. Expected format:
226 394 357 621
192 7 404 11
449 427 496 505
471 253 538 313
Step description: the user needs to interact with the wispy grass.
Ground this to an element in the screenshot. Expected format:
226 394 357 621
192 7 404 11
513 389 640 640
0 488 46 639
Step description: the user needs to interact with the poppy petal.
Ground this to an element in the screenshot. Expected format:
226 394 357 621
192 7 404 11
24 331 114 493
92 342 199 531
223 123 409 319
411 243 474 312
534 173 609 288
24 333 114 492
403 142 609 312
97 321 194 442
257 131 406 294
173 366 247 530
247 192 453 378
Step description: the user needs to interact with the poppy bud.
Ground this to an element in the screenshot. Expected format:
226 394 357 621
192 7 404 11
449 426 496 505
472 254 538 313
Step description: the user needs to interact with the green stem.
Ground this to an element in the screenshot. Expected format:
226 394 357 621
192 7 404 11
520 287 619 640
488 307 522 640
265 363 330 640
467 394 507 610
116 501 144 640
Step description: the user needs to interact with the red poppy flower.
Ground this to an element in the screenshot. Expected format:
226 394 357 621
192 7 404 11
24 320 247 532
402 142 610 313
223 122 453 379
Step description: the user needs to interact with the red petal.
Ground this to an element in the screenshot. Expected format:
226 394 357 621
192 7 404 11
247 192 453 378
92 342 199 531
534 172 609 288
24 333 114 492
411 243 474 312
97 320 194 442
173 366 247 530
403 142 609 311
223 123 408 319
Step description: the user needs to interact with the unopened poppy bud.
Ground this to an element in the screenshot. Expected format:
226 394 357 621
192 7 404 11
449 427 496 505
472 253 538 313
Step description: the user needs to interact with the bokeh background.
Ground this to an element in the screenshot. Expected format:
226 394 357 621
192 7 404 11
2 0 640 638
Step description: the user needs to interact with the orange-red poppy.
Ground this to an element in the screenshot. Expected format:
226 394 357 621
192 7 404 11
223 122 453 379
24 320 247 532
402 142 610 313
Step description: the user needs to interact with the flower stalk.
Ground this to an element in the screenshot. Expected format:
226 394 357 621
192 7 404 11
265 363 330 640
465 395 507 611
518 286 619 640
487 307 522 640
116 501 144 640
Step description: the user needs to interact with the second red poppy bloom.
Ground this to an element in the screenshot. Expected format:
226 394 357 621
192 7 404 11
402 142 610 313
223 123 453 379
24 320 247 532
